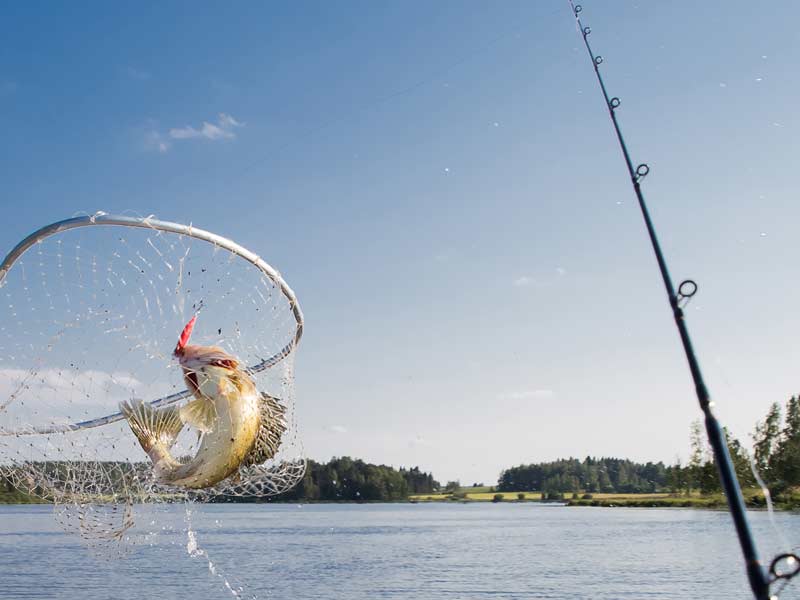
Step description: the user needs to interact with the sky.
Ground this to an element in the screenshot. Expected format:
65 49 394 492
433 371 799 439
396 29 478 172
0 1 799 485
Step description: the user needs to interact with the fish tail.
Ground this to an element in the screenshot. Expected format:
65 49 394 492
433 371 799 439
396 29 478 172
120 399 184 460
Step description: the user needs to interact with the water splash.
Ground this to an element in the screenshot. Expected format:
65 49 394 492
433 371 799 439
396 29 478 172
184 505 254 600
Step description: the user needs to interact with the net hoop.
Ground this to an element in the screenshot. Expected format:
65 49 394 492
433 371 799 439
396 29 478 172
0 212 304 436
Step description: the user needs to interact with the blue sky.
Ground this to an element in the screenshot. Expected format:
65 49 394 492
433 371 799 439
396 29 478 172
1 1 799 484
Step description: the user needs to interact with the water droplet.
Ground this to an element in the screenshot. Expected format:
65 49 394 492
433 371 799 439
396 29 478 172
444 167 450 173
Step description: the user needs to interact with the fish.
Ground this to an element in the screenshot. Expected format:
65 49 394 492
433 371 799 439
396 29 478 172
119 315 286 489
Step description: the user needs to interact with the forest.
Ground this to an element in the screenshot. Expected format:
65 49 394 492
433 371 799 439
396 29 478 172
268 457 439 502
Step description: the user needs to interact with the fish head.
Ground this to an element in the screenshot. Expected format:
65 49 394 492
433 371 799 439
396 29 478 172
178 344 242 400
179 345 239 371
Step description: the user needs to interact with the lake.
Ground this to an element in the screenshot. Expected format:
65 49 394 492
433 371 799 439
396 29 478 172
1 503 798 599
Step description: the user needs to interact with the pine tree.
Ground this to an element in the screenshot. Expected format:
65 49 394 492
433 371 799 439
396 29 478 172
753 402 782 485
723 428 756 489
688 420 704 494
773 396 800 488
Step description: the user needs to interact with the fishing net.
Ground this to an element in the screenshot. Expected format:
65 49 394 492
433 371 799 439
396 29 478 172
0 213 305 550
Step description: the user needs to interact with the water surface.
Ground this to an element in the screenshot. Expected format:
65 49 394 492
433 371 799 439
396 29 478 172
1 503 798 599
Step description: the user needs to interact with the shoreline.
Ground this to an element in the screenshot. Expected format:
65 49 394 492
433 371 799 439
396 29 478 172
3 497 797 511
407 489 800 511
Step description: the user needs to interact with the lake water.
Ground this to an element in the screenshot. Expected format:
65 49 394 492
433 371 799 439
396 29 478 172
1 503 799 599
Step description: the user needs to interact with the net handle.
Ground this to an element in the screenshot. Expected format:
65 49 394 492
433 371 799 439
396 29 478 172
0 213 304 436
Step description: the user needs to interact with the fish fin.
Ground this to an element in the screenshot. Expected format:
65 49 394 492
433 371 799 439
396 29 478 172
120 399 183 455
242 393 287 467
179 396 217 433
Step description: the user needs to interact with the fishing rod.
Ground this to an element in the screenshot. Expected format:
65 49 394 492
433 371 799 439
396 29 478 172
567 3 799 598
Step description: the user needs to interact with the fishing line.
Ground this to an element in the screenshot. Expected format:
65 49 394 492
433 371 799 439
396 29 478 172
695 350 791 556
566 3 798 598
750 454 791 555
710 357 791 556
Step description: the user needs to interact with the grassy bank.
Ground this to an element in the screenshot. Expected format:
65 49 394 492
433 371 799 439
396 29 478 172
409 487 800 510
5 484 799 509
567 489 800 510
410 489 541 502
0 487 46 504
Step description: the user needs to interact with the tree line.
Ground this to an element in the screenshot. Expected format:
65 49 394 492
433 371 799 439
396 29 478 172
670 395 800 495
497 457 671 496
1 457 439 503
269 457 439 502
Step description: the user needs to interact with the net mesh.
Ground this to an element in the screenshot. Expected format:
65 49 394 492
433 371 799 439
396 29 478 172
0 218 304 550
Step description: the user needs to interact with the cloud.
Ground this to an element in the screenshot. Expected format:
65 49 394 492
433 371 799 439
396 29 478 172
326 424 348 434
498 389 555 401
0 368 158 462
513 276 535 287
143 113 244 153
514 267 565 288
169 113 243 141
409 435 433 447
0 367 145 429
434 249 454 263
144 129 170 153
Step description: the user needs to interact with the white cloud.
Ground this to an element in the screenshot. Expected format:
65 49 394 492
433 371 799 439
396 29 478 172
143 113 244 153
409 435 433 447
144 129 170 153
513 276 534 287
0 367 146 430
326 424 347 434
498 389 555 401
169 113 243 141
434 249 453 263
514 268 565 287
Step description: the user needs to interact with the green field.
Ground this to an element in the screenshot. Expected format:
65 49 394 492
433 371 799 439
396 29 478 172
410 488 541 502
414 492 541 502
409 487 800 509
